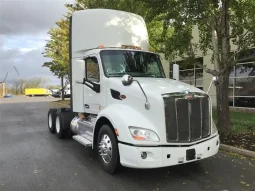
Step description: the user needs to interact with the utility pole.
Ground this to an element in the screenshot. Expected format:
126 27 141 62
0 72 8 96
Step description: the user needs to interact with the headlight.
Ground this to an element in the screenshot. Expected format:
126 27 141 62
129 126 160 142
212 121 218 134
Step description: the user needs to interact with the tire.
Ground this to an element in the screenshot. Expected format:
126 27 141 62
55 110 68 139
97 124 120 174
55 110 76 139
48 108 57 133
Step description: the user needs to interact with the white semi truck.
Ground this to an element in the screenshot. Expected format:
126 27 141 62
47 9 219 174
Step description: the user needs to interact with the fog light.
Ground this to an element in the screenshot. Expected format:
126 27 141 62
141 152 147 159
178 157 184 163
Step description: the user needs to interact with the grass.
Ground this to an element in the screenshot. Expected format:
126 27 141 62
212 109 255 134
53 99 71 106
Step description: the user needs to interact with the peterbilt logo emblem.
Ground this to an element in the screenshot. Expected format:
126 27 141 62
185 94 194 100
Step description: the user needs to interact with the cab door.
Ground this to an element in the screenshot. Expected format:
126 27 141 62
83 55 102 114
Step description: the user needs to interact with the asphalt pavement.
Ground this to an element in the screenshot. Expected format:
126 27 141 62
0 96 254 191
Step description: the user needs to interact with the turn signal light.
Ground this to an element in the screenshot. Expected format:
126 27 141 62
121 45 141 50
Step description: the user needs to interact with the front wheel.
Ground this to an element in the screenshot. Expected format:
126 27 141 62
97 124 120 174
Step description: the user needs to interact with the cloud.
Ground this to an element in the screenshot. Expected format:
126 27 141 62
0 42 59 85
0 0 73 35
0 0 74 86
18 48 37 53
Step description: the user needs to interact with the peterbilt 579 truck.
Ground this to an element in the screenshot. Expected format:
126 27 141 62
47 9 219 174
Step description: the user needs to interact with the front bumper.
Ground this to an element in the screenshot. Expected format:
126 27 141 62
118 135 219 168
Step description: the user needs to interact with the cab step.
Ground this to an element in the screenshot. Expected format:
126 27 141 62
73 135 92 147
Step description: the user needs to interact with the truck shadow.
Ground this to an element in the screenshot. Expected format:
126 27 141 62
59 138 222 190
83 144 210 177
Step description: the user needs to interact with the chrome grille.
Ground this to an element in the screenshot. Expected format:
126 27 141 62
163 92 211 143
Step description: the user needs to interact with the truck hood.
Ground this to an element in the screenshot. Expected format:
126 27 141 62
108 77 204 97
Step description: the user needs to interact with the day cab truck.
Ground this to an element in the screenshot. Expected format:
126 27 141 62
47 9 220 174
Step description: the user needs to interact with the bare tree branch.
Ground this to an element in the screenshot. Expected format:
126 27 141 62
228 32 254 67
235 28 253 45
196 62 220 76
205 68 220 76
229 14 251 39
229 27 243 39
239 33 254 51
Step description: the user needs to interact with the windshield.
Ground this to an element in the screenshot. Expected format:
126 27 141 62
100 50 166 78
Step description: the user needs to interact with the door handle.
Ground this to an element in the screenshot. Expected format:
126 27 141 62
85 104 90 108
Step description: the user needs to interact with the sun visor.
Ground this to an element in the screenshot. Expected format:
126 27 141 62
71 9 149 58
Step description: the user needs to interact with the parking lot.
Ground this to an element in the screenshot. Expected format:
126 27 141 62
0 96 254 191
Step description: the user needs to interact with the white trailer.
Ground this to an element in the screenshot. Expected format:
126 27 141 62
59 84 71 98
47 9 219 174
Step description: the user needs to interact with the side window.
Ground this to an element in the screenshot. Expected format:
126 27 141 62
86 57 100 82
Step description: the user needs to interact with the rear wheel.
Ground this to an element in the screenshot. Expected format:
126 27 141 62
55 111 68 139
97 124 120 174
55 110 76 139
48 108 57 133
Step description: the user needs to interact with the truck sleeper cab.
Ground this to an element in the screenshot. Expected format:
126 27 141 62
47 47 219 174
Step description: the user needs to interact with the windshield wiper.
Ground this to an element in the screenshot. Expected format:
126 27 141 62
138 74 156 77
108 72 126 76
108 72 158 78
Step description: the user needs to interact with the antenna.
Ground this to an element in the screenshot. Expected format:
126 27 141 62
13 66 25 93
1 72 8 83
13 66 24 82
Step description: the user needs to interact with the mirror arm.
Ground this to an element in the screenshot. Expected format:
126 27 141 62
207 76 218 94
133 80 148 103
133 80 150 110
122 74 150 110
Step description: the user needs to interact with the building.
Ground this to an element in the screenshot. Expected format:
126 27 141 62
161 26 255 108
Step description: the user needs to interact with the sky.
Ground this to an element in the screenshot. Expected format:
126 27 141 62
0 0 73 86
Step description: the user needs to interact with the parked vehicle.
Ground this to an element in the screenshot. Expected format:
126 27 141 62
47 9 219 174
59 84 71 98
50 89 61 98
4 94 13 98
25 88 51 97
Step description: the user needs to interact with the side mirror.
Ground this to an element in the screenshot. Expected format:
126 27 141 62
173 64 179 81
212 76 218 84
74 60 85 84
122 74 133 86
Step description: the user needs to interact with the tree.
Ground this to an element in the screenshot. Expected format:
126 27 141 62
139 0 255 132
7 77 48 95
42 18 70 100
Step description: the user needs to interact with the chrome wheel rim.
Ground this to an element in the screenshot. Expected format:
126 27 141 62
56 116 60 133
99 134 112 164
48 113 52 129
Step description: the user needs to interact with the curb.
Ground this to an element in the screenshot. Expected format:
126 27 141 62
220 144 255 158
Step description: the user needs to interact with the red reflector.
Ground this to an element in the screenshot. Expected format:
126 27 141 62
120 95 126 99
